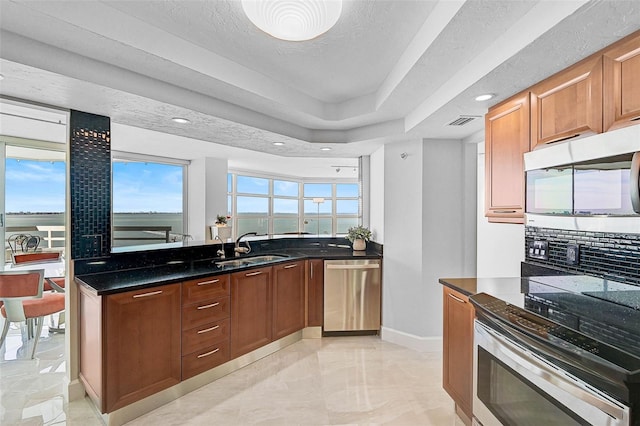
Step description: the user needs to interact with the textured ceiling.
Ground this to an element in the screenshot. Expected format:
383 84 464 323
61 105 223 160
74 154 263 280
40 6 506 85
0 0 639 160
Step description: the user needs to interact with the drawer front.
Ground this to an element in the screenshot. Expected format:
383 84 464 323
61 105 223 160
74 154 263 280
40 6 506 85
182 275 230 306
182 318 230 355
182 297 230 330
182 341 230 380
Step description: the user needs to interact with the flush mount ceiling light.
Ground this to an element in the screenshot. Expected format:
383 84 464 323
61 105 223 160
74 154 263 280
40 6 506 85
171 117 190 124
320 147 332 151
273 142 285 146
241 0 343 42
474 93 495 102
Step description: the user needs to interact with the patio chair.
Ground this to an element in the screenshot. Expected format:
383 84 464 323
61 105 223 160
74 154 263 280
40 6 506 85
0 270 65 359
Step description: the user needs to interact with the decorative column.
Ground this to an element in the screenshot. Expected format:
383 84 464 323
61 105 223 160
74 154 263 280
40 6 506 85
69 110 111 259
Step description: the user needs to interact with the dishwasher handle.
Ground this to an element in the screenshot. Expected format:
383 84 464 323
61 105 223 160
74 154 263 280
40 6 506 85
326 263 380 270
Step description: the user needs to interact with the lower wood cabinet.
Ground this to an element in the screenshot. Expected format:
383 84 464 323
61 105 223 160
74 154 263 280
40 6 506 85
77 258 326 413
272 260 305 340
442 286 474 420
181 275 231 380
78 283 182 413
306 259 324 327
230 266 273 359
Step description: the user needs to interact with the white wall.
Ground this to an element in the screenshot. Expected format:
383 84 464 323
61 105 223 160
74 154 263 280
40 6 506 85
369 146 385 243
188 157 228 242
381 138 476 350
476 141 524 277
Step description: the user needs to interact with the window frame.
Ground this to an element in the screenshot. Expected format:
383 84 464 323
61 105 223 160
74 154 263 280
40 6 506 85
229 170 360 238
111 151 189 246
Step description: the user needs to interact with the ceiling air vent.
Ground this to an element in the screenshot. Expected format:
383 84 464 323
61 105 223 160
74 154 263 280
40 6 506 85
447 115 481 126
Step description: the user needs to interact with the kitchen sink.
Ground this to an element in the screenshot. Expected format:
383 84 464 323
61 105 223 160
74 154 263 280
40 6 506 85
245 255 288 263
215 254 289 268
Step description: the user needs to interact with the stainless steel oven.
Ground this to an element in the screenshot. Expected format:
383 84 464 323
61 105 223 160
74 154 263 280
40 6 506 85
470 285 640 426
473 320 630 426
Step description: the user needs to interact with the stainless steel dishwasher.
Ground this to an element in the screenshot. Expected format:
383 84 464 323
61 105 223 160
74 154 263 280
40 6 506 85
323 259 381 332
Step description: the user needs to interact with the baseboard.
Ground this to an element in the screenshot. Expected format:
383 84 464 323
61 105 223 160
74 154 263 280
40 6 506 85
302 326 322 339
66 378 86 402
380 326 442 352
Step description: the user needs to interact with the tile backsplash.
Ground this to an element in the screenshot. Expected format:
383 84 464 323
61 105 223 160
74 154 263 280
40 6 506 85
525 226 640 286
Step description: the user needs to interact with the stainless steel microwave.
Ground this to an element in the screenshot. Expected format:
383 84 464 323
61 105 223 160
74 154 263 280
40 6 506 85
524 125 640 233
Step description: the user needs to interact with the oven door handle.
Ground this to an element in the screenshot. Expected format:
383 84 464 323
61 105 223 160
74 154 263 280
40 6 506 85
481 323 628 422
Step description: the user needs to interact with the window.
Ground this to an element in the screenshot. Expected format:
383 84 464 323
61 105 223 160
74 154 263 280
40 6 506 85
229 173 360 238
112 156 187 247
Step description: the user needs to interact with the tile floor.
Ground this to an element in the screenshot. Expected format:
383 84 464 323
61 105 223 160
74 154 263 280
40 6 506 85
0 318 101 426
2 323 464 426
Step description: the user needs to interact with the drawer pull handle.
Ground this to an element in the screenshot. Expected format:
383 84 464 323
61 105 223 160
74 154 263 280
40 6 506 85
197 325 220 334
197 302 220 310
448 293 466 304
493 210 517 214
133 290 163 298
245 271 262 277
284 264 297 269
197 279 220 286
197 348 220 358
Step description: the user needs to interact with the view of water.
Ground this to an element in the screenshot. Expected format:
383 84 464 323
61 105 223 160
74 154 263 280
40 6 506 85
5 213 183 248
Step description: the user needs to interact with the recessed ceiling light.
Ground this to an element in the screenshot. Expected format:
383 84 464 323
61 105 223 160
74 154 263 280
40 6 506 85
242 0 343 42
273 142 285 146
171 117 190 124
320 147 332 151
475 94 495 102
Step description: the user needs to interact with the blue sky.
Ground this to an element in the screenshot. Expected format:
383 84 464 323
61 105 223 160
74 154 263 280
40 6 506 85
5 159 65 213
112 162 183 212
5 159 183 213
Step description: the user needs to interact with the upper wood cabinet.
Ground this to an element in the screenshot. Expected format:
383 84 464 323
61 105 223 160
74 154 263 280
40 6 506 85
530 55 603 149
603 31 640 131
485 92 530 223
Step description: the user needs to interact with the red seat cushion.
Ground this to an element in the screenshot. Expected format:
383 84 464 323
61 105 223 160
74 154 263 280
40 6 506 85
44 277 66 292
0 292 65 319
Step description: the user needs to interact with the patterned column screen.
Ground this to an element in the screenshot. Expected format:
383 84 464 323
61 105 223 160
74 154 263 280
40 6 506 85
70 110 111 259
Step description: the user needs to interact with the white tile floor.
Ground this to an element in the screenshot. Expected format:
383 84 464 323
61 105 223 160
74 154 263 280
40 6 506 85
1 322 464 426
0 318 101 426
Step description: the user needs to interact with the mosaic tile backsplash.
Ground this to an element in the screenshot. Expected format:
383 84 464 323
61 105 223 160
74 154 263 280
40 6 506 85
525 226 640 286
70 110 111 259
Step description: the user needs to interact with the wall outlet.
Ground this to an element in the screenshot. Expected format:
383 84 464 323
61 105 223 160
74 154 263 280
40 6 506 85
566 244 580 265
528 240 549 260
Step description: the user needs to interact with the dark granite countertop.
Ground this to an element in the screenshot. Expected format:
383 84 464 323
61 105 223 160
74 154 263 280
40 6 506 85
76 241 382 296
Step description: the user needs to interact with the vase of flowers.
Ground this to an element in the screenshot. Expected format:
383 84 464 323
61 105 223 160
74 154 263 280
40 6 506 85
213 215 232 240
346 225 372 251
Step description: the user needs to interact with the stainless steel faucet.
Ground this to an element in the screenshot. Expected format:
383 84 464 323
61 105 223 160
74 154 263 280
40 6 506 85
234 232 257 256
214 235 226 258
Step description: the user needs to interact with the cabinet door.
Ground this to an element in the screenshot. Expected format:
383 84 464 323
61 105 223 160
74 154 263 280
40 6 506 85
485 92 530 223
531 56 603 148
603 30 640 131
272 261 305 340
442 286 474 419
104 283 181 412
230 266 272 359
307 259 324 327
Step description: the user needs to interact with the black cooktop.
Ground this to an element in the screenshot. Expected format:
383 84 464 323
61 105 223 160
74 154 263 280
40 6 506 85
470 275 640 405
